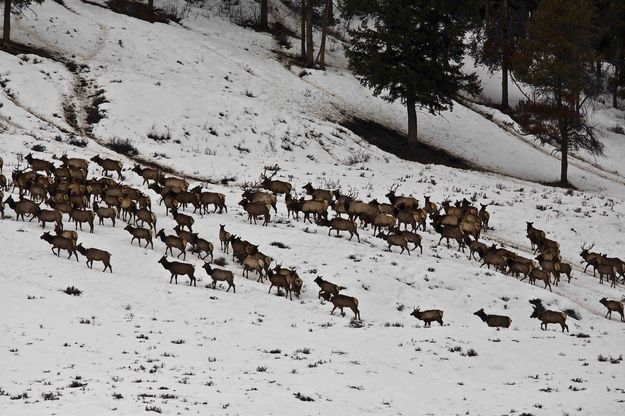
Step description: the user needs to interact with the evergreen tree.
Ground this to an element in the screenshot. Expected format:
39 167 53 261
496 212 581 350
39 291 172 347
341 0 480 142
513 0 603 186
602 0 625 107
469 0 537 108
1 0 45 49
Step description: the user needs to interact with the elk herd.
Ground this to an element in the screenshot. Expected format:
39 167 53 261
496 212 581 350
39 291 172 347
1 152 624 329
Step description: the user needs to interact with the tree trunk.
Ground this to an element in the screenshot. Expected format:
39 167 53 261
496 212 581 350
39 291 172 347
596 60 602 79
614 66 620 108
407 96 418 142
305 0 314 68
148 0 154 11
560 133 569 186
501 0 509 109
317 0 331 69
301 0 306 63
260 0 268 30
3 0 11 50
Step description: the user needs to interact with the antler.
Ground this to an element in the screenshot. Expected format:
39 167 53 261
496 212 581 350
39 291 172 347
389 183 400 192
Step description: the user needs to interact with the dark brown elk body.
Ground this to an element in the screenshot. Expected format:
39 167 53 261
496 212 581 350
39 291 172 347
261 176 292 195
188 234 214 261
596 264 617 287
191 187 226 214
156 229 187 260
314 276 345 300
133 207 156 233
285 193 303 220
330 294 360 320
376 232 410 255
432 223 465 252
464 236 487 261
243 255 265 282
25 153 54 175
390 227 423 254
76 243 112 272
474 308 511 328
241 190 277 213
239 199 271 226
328 217 360 242
93 201 117 227
60 155 89 172
478 204 490 229
69 208 95 233
132 165 162 185
158 256 196 286
5 196 38 221
267 268 292 300
301 199 328 223
410 308 443 327
530 304 568 332
170 207 194 231
203 263 235 293
219 224 230 252
124 224 153 248
302 183 333 203
40 232 78 260
385 186 418 210
528 269 552 291
599 297 624 321
54 224 78 244
35 207 62 228
91 155 123 178
580 243 602 276
506 257 534 280
526 222 546 251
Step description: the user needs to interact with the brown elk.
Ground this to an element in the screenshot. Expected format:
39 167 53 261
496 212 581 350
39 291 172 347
526 222 546 251
424 196 438 215
92 201 117 227
481 253 508 272
432 223 465 252
132 164 162 185
389 227 423 254
285 193 304 220
25 153 54 175
188 234 214 262
376 232 410 255
59 154 89 172
156 229 187 260
580 242 602 276
35 207 62 229
473 308 511 328
54 224 77 244
506 257 534 280
302 182 333 203
158 256 196 286
330 294 360 320
91 155 123 178
528 269 552 291
478 204 490 229
203 263 235 292
385 184 418 210
301 199 328 224
239 199 271 226
69 208 95 233
464 236 487 261
267 268 292 300
314 276 345 301
243 255 265 282
160 176 189 192
530 303 568 332
599 297 624 321
229 235 258 263
328 217 360 242
5 195 39 221
170 207 194 231
40 232 78 261
133 207 156 234
241 189 277 213
219 224 230 253
372 213 397 235
124 224 153 248
410 307 443 327
76 243 112 273
368 198 395 215
190 186 226 214
596 264 617 287
260 168 292 195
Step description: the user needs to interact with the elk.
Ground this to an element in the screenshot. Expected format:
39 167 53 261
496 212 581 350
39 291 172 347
35 207 62 229
170 207 194 231
5 195 38 221
424 196 438 215
59 154 89 171
229 235 258 263
203 263 235 292
25 153 54 175
410 307 443 327
328 294 360 320
158 256 196 286
459 219 481 240
530 303 568 332
156 229 187 260
596 264 617 287
327 217 360 242
481 253 508 272
40 232 78 260
302 182 333 202
580 242 602 276
260 168 292 195
219 224 230 253
528 269 552 292
69 208 95 233
385 184 418 210
188 234 214 261
368 198 395 215
285 193 303 220
314 276 345 301
376 232 410 255
54 224 78 244
76 243 112 272
599 298 624 322
167 190 197 211
243 255 265 282
301 199 329 223
558 262 572 283
241 189 277 213
133 207 156 234
526 222 546 251
267 268 292 300
432 223 465 252
238 199 271 226
190 186 227 214
91 155 123 178
124 224 153 248
345 200 380 225
478 204 490 229
463 236 487 261
132 164 162 185
473 308 511 328
506 257 534 280
389 227 423 254
372 213 397 235
93 201 117 228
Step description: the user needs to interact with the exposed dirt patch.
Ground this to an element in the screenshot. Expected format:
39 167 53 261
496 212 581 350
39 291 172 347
81 0 181 24
341 117 473 170
0 42 54 59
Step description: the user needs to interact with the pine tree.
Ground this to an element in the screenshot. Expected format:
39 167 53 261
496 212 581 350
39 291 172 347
1 0 45 49
260 0 268 30
341 0 480 142
469 0 537 109
601 0 625 107
513 0 603 186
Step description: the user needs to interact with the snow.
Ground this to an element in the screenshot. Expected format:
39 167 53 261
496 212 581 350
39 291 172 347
1 1 625 414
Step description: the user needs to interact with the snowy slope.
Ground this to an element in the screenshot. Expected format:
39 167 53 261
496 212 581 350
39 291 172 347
1 1 625 415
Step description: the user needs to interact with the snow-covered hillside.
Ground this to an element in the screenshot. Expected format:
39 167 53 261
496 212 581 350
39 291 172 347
1 1 625 415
